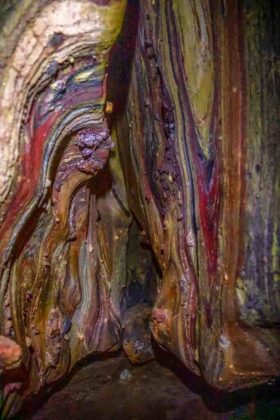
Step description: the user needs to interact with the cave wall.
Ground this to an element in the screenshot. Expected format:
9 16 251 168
0 1 129 416
0 0 279 416
113 0 280 389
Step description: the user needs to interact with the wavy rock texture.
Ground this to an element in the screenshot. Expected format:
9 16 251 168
0 0 128 416
0 0 279 417
111 0 280 389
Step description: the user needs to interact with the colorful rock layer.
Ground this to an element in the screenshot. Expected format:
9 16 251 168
0 0 279 417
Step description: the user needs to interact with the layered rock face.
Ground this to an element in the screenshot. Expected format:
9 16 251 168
112 0 280 389
0 1 128 415
0 0 279 416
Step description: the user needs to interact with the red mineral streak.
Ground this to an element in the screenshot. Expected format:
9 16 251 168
183 93 220 287
0 70 105 266
0 111 59 264
197 160 220 282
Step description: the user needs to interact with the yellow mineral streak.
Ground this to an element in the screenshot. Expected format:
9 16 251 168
173 0 214 158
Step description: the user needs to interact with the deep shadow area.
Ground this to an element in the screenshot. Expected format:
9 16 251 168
16 346 280 420
153 345 280 418
107 0 139 120
16 351 124 419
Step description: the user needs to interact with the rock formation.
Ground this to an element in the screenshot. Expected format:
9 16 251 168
0 0 279 417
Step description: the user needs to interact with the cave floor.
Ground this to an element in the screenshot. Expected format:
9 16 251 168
17 352 279 420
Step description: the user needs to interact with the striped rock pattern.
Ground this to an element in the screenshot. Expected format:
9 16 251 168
0 0 279 416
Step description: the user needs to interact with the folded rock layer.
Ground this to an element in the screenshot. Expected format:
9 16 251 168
0 0 279 416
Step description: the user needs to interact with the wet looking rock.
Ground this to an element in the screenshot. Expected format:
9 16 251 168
0 0 279 417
